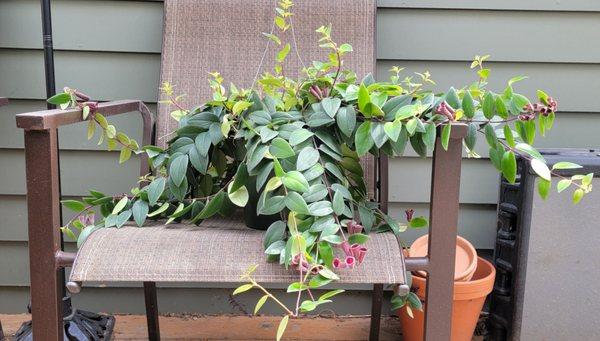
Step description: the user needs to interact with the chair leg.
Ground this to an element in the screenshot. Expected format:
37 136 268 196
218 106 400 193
144 282 160 341
24 129 64 340
369 283 384 341
423 125 465 341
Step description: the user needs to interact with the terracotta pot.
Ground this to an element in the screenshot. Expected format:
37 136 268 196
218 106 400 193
398 257 496 341
409 235 477 282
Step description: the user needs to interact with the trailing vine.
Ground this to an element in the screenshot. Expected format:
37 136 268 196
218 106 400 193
48 2 592 339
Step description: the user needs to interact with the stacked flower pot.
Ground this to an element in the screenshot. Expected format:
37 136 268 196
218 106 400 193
399 235 496 341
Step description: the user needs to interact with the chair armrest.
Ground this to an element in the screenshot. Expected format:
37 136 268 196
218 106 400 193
16 99 154 177
0 97 8 107
16 99 153 131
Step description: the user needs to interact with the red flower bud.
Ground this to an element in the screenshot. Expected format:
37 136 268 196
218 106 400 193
345 256 356 269
405 209 414 222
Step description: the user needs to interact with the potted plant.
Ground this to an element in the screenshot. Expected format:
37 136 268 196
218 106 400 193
50 1 592 339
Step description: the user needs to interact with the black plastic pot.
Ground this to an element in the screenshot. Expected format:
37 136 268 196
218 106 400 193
243 176 279 230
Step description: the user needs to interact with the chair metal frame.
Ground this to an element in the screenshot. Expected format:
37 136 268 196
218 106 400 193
16 98 465 340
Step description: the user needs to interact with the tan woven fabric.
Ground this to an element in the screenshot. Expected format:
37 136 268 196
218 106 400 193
70 216 406 285
158 0 377 196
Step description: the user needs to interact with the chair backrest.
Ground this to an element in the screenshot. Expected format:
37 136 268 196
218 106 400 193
157 0 377 195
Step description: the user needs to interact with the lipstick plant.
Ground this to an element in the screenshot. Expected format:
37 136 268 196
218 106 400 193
49 1 592 339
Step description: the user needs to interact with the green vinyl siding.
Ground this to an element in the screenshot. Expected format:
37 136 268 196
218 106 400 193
0 0 598 313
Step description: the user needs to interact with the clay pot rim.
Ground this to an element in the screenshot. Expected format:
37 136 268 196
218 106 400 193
409 235 478 282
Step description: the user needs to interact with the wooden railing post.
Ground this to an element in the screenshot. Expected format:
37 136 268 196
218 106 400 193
24 128 63 340
424 123 466 341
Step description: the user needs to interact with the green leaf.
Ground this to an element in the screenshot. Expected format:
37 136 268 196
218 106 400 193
552 162 583 170
537 178 551 200
515 143 545 162
482 92 495 119
265 240 286 255
47 92 71 105
308 201 333 216
318 241 334 267
441 124 451 151
233 283 254 295
296 147 320 171
495 97 509 119
227 183 249 207
557 179 571 193
132 200 149 227
254 295 269 314
232 100 252 115
276 315 289 341
148 202 169 217
112 196 129 215
348 233 369 244
408 217 428 228
336 106 356 137
119 147 132 163
462 91 475 118
573 188 584 204
147 177 166 206
319 289 345 301
465 123 477 151
289 128 314 146
501 151 517 184
445 87 460 109
264 221 286 249
169 154 189 187
332 191 345 215
277 43 290 62
62 200 86 212
531 159 551 181
405 118 418 136
484 124 497 148
321 97 341 118
358 205 375 233
197 191 226 219
503 125 515 148
230 163 249 193
407 292 423 311
115 210 132 228
357 83 370 114
370 122 388 148
77 226 98 248
285 191 310 214
282 171 310 193
195 132 211 157
355 121 374 156
269 137 295 158
384 120 402 142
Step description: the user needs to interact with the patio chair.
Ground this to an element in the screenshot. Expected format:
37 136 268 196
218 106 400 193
15 1 466 340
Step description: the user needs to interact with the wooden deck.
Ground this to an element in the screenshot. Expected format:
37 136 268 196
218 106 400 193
1 314 403 340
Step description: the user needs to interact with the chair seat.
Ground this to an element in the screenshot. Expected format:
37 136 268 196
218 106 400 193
69 215 406 285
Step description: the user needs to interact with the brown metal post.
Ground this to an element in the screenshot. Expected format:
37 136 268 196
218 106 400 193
423 124 466 341
24 129 63 341
144 282 161 340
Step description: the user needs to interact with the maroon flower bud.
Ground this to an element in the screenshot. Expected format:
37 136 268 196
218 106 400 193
309 85 322 100
345 256 356 269
355 247 368 264
435 101 455 121
83 101 99 116
347 221 363 235
405 209 414 222
519 113 535 121
78 212 94 226
340 241 352 257
333 257 345 269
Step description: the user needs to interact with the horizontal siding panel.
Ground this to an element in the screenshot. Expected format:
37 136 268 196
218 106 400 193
388 158 499 204
378 9 600 63
377 60 600 113
0 0 163 53
0 100 151 150
0 150 140 196
0 49 160 102
377 0 600 12
389 203 497 249
0 197 28 241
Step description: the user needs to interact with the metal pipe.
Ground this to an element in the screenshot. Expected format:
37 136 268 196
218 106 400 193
41 0 56 108
405 256 430 272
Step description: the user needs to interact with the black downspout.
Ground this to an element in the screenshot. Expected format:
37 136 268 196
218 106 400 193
41 0 67 296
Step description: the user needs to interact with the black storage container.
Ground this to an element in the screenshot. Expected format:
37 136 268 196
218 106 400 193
489 148 600 340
